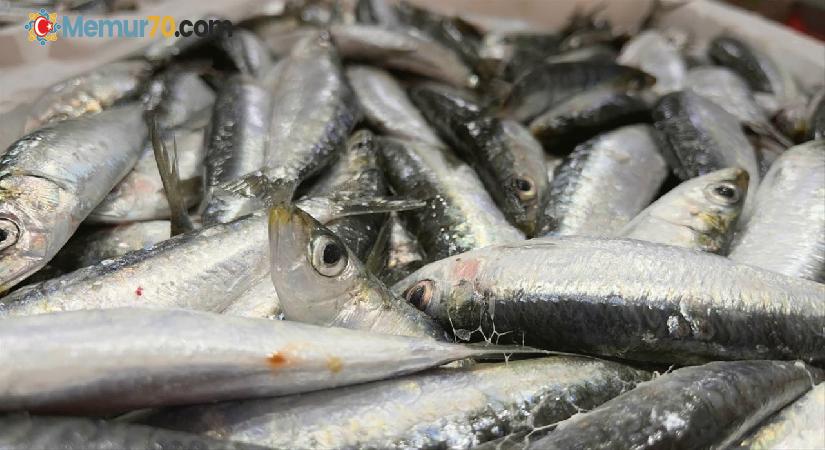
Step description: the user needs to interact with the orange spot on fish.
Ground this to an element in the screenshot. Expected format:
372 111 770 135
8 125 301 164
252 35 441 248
452 258 480 281
327 356 343 373
135 286 143 296
267 352 288 368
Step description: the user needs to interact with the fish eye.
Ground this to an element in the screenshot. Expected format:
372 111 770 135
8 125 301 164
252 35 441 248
405 279 434 311
512 176 537 203
705 182 741 205
310 234 348 277
0 219 20 252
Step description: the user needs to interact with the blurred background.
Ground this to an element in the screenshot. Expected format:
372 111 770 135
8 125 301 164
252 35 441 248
724 0 825 40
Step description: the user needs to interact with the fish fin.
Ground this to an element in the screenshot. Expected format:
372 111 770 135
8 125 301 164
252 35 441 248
149 115 195 236
324 195 427 219
221 172 297 208
364 216 393 275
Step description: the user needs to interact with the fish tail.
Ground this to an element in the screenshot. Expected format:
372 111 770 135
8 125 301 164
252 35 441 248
149 114 195 236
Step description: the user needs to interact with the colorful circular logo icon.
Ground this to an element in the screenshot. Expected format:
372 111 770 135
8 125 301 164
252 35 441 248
25 9 60 46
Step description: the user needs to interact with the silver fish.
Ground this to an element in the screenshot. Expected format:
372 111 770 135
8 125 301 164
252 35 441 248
527 360 823 449
379 211 425 286
0 415 269 450
219 28 275 79
137 356 649 449
0 307 533 415
330 24 478 88
346 65 443 146
0 104 146 291
542 125 668 236
144 69 216 130
621 168 749 254
393 236 825 364
202 75 272 226
269 204 444 339
618 30 686 95
729 141 825 282
53 220 171 271
738 383 825 449
87 123 206 223
380 137 524 261
24 61 150 132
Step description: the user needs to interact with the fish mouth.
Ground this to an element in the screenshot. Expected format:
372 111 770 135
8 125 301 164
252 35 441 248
732 168 750 192
267 204 318 302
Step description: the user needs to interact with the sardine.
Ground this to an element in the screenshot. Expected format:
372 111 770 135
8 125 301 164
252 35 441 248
526 360 823 449
621 168 749 254
809 87 825 140
329 24 478 88
269 204 444 339
529 86 651 154
379 212 425 286
410 85 550 236
543 44 616 65
24 61 150 132
542 125 668 236
346 65 443 146
618 30 686 95
393 236 825 364
52 220 171 271
380 137 524 261
502 62 654 122
202 75 272 226
685 66 789 145
729 141 825 282
0 307 533 415
653 90 761 216
0 104 146 291
219 29 275 79
0 415 268 450
144 69 216 130
137 356 649 449
86 123 206 223
738 383 825 449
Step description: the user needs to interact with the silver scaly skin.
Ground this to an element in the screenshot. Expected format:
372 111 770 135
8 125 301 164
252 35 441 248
527 360 823 450
0 415 269 450
617 30 686 95
0 104 147 292
269 204 444 340
137 357 649 449
394 236 825 364
379 212 425 286
53 220 171 271
541 125 668 237
144 69 216 130
0 307 532 415
730 141 825 282
380 137 524 262
346 65 443 147
738 383 825 449
330 24 477 88
23 60 151 132
87 123 206 223
202 75 272 226
621 168 749 254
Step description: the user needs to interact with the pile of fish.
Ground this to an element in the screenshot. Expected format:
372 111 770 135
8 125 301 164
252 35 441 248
0 1 824 448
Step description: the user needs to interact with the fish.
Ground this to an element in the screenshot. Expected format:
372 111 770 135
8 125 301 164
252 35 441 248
0 104 147 292
219 28 275 79
653 90 761 217
501 61 655 122
51 220 171 271
541 125 668 236
620 168 749 254
346 65 443 147
617 30 686 95
478 32 562 82
685 66 790 146
393 236 825 364
329 24 478 88
86 122 206 223
269 204 444 339
409 84 550 237
144 69 216 130
809 87 825 140
729 141 825 282
528 86 651 154
525 360 823 449
354 0 404 28
24 61 150 132
137 356 649 449
0 307 536 415
708 35 800 107
379 137 524 261
738 383 825 449
379 212 425 286
202 75 272 226
0 414 269 450
544 153 563 185
543 44 616 65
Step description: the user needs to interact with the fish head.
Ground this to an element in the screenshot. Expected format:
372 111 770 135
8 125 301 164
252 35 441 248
268 204 363 325
499 120 551 237
394 256 479 327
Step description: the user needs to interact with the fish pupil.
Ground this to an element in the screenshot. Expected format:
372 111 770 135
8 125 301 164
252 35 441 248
514 178 532 192
408 286 426 309
714 185 736 199
0 229 6 242
322 243 342 265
